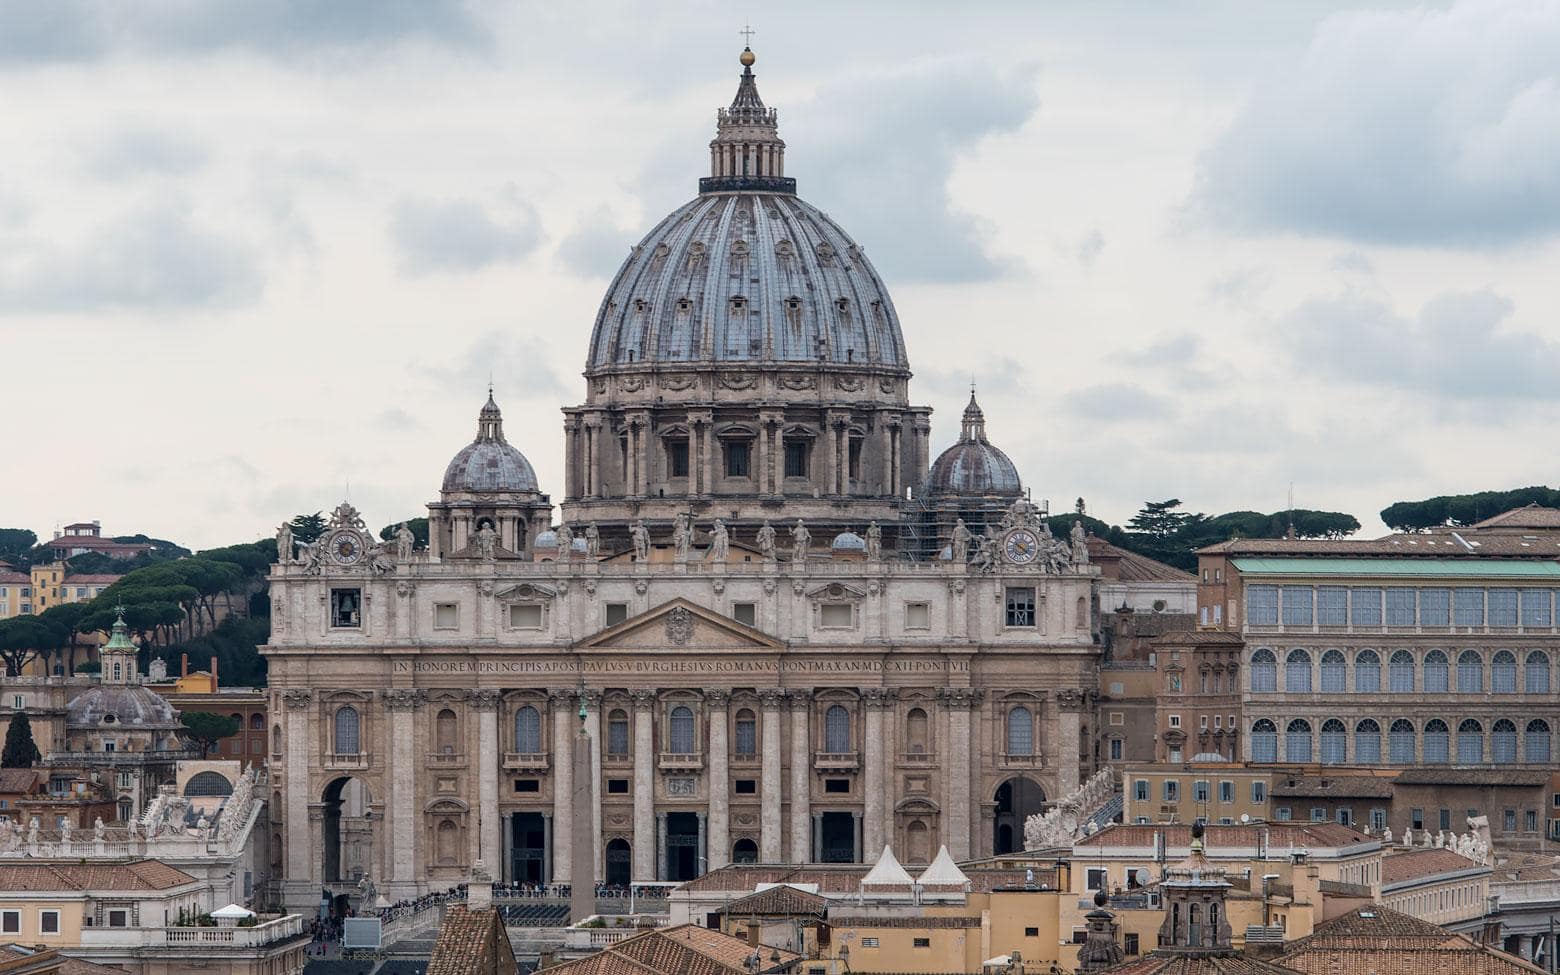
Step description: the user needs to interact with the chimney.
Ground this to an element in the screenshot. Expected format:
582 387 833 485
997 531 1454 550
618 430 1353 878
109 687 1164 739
210 656 219 687
181 654 189 677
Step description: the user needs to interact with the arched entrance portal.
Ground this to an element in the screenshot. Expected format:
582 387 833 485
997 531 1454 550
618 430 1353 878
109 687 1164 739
322 777 374 884
993 777 1046 855
605 838 632 887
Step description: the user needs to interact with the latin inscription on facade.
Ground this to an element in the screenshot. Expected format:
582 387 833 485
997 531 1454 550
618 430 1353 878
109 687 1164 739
393 658 970 675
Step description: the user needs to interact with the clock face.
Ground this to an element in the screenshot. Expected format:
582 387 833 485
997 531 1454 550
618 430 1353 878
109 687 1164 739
329 531 362 565
1004 528 1040 564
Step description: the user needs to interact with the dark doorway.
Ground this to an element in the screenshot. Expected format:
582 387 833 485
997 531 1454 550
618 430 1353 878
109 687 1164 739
666 812 700 881
993 777 1046 855
820 812 856 863
322 776 373 883
606 838 631 887
511 812 547 884
732 838 758 864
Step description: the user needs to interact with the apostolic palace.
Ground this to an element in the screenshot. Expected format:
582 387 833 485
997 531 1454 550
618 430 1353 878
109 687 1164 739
264 47 1104 909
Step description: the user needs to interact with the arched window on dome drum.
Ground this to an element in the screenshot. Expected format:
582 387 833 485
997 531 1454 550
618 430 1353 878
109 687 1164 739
1457 651 1483 693
1285 719 1312 763
1492 651 1517 693
1250 650 1276 693
333 707 359 756
608 710 629 757
514 706 541 755
436 709 457 755
1527 652 1550 694
825 705 851 753
669 706 696 755
906 708 929 755
1424 650 1449 693
1250 720 1277 763
734 709 757 758
1355 720 1381 764
1389 720 1416 763
1320 650 1346 692
1389 651 1415 692
1492 720 1518 763
1354 650 1380 693
1320 719 1347 764
1526 720 1552 763
1286 650 1312 693
1423 719 1449 763
1457 719 1484 764
1007 707 1034 756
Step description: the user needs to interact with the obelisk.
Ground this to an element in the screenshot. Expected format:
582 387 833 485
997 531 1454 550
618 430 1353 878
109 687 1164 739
569 698 595 923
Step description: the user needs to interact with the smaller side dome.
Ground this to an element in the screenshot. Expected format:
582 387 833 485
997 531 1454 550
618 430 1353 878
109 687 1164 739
926 391 1022 497
441 392 540 494
831 531 866 551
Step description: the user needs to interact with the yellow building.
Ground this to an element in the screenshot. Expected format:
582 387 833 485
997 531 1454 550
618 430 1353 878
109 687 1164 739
27 563 120 613
1122 761 1274 825
0 570 31 618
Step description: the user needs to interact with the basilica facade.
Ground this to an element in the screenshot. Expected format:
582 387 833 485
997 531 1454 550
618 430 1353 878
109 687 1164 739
265 48 1102 908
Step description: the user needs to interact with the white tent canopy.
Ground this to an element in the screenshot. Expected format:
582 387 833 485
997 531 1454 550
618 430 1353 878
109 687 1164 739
860 845 915 887
916 845 970 887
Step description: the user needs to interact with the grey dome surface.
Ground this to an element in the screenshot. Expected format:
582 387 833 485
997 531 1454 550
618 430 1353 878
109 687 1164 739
67 684 181 730
831 531 866 550
586 193 908 372
441 394 540 494
926 393 1022 497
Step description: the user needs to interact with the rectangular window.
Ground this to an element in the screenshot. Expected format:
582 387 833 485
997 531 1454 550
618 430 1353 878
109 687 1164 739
1110 738 1123 760
1317 587 1347 626
1134 780 1149 802
1110 712 1124 726
1421 588 1450 626
1252 781 1267 803
824 778 850 794
1522 589 1553 627
1505 809 1517 831
1526 810 1538 832
514 779 540 793
735 779 757 795
605 603 628 626
783 440 808 478
39 909 59 934
848 438 863 481
108 911 128 928
861 938 879 949
1193 780 1209 802
330 588 362 628
1275 807 1292 821
667 439 689 478
1004 588 1036 627
1335 808 1352 826
1086 868 1107 891
1169 714 1181 728
904 602 930 629
725 441 751 478
1489 588 1519 627
732 602 756 627
1219 781 1234 803
1024 927 1039 938
820 604 853 628
1163 780 1179 801
1454 588 1485 627
1386 588 1416 626
608 716 630 756
433 603 459 629
1440 808 1453 831
607 779 629 795
1 911 17 933
510 604 543 629
1412 808 1424 830
1125 934 1140 955
1247 585 1278 625
1282 586 1313 626
1370 808 1387 831
913 939 931 949
1311 807 1326 822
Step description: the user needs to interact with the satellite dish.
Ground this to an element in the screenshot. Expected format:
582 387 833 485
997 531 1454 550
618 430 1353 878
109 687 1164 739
1240 814 1251 823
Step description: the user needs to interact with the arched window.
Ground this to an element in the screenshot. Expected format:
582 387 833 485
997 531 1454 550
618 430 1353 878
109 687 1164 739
669 706 696 754
1423 719 1449 763
1251 720 1277 763
1456 651 1483 693
1492 651 1517 693
1389 719 1416 763
1526 719 1551 763
1007 707 1034 756
1250 650 1276 692
1320 719 1347 764
906 821 930 864
1355 719 1381 763
1456 719 1483 764
1492 719 1518 763
249 713 264 730
732 838 759 864
1389 650 1415 692
825 705 851 753
184 771 234 797
436 820 458 865
435 708 457 755
1354 650 1380 693
734 709 757 758
1424 651 1449 693
1285 719 1312 763
607 709 629 757
1285 650 1312 693
1320 650 1346 692
906 708 929 755
333 706 359 756
1527 652 1550 694
514 706 541 754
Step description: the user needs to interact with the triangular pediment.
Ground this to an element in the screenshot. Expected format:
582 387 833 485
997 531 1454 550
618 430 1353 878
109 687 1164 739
575 597 782 650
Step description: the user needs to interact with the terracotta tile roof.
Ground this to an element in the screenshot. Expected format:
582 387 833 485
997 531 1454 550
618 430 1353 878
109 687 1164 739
1279 947 1544 975
1077 822 1371 851
1393 768 1549 787
0 860 196 892
1101 953 1300 974
0 571 28 584
1150 630 1246 648
0 769 41 794
1281 905 1460 949
1269 776 1393 799
1472 505 1560 529
1382 848 1484 885
428 906 518 975
1090 538 1198 583
62 574 122 584
59 957 133 975
543 925 796 975
721 885 828 917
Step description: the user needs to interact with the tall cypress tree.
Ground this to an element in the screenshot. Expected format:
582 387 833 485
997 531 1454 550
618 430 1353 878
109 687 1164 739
2 711 41 769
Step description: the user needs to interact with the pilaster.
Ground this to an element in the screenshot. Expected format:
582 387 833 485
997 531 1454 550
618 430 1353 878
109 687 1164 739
630 690 656 881
788 690 813 862
705 690 731 870
757 688 785 860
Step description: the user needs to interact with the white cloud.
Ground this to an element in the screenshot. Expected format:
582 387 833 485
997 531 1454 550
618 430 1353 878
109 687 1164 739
389 196 542 274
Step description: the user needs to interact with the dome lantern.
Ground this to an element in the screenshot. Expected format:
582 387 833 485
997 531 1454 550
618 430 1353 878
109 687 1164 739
702 45 794 195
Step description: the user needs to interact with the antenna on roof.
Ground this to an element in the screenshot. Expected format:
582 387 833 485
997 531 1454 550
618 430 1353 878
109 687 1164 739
1286 483 1296 540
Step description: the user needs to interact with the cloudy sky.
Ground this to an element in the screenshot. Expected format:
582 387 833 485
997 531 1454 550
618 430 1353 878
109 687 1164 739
5 0 1560 550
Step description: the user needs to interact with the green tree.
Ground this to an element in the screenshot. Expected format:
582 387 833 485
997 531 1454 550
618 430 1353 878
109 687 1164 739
1127 499 1195 541
288 512 327 545
0 617 66 677
40 603 91 675
180 711 241 758
1 711 41 768
379 518 429 549
0 529 37 562
1381 486 1560 532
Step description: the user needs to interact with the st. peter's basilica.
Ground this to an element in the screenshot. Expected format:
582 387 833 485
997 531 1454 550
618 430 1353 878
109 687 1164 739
265 47 1102 908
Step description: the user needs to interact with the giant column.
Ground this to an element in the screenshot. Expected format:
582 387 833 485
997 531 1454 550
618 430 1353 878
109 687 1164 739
939 688 980 861
1054 689 1084 794
282 689 313 905
789 691 813 862
472 690 501 872
384 688 421 897
862 689 892 860
550 692 575 882
631 690 657 881
758 688 784 860
706 691 731 870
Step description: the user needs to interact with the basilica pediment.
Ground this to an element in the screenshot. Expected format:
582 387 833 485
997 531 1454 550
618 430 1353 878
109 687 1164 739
574 597 781 651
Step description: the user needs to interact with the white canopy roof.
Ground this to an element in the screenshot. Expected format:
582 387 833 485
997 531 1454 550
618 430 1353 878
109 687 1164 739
211 904 255 919
916 845 970 886
860 845 915 886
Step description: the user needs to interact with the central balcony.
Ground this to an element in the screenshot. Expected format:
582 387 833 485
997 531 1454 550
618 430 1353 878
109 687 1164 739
325 752 371 771
503 752 551 771
658 751 704 771
813 751 860 771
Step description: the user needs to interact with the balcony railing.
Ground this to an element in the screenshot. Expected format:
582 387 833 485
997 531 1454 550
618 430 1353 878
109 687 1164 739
79 914 305 949
503 752 551 771
325 752 371 770
47 747 203 766
1002 752 1043 767
900 751 937 764
813 751 860 770
658 751 704 771
428 752 467 767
